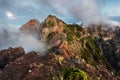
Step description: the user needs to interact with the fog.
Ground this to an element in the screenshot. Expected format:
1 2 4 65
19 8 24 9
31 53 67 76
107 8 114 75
0 0 120 53
0 25 46 54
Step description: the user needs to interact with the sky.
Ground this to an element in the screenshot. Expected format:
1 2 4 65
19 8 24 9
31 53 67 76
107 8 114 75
102 0 120 16
0 0 120 26
0 0 120 52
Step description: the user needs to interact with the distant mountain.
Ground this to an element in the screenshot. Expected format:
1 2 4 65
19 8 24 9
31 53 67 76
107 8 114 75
20 19 40 35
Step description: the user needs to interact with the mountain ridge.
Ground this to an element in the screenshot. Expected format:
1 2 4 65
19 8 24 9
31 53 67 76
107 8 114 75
0 15 120 80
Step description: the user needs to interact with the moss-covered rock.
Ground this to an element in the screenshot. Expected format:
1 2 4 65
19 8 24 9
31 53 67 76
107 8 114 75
63 67 88 80
47 32 56 41
65 24 82 42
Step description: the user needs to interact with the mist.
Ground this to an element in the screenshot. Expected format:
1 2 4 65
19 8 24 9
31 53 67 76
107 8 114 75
0 0 120 53
1 0 120 26
36 0 105 24
37 0 120 26
0 25 47 54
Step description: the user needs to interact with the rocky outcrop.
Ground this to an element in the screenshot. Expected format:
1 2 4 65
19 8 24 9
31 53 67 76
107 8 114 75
0 15 120 80
0 50 118 80
0 47 25 69
40 15 66 41
20 19 40 35
0 52 54 80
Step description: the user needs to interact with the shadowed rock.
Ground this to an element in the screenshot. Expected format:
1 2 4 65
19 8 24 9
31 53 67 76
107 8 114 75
0 47 25 69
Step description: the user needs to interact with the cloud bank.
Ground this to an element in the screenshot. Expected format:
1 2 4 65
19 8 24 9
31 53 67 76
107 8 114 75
0 25 46 54
0 0 120 25
0 0 107 24
0 0 120 53
37 0 106 23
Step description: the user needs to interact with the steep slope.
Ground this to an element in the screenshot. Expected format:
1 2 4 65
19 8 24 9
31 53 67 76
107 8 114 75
101 27 120 72
40 15 66 41
0 15 120 80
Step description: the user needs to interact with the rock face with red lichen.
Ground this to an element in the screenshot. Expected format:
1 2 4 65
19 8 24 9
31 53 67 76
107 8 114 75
40 15 66 41
20 19 40 35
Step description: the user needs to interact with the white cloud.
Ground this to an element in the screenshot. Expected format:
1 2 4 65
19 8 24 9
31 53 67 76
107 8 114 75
0 24 47 54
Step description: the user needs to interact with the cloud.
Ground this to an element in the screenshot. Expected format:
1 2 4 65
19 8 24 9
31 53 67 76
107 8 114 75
18 34 46 53
106 20 120 27
0 0 120 26
0 0 118 24
0 24 47 54
0 0 105 23
36 0 107 24
0 0 120 54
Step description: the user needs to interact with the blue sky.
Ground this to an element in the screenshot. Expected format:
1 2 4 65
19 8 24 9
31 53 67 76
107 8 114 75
102 0 120 16
0 0 120 26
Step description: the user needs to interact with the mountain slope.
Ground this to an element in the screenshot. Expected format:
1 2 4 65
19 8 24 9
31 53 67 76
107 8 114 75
0 15 120 80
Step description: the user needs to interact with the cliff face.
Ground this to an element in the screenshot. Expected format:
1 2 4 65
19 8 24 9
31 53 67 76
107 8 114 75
102 30 120 72
40 15 66 41
0 15 120 80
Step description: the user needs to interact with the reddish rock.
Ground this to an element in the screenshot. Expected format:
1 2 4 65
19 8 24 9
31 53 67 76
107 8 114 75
40 15 66 41
0 47 25 69
20 19 40 35
0 52 54 80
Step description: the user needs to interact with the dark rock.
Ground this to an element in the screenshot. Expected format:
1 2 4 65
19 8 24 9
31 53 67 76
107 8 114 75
0 47 25 69
0 52 53 80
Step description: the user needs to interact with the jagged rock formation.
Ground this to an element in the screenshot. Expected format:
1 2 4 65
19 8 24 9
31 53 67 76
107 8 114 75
40 15 66 41
0 15 120 80
20 19 40 35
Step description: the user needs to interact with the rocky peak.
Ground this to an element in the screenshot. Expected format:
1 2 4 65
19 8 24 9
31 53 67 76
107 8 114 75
44 15 66 27
20 19 40 35
40 15 66 41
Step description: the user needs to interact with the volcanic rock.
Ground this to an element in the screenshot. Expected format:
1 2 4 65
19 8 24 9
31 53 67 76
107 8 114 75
20 19 40 35
40 15 66 41
0 47 25 69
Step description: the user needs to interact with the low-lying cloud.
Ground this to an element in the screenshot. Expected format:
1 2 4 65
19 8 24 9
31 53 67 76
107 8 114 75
0 25 46 54
0 0 120 53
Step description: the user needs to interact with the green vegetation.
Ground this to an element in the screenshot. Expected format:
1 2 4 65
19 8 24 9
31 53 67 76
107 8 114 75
67 35 111 67
68 39 82 59
63 67 88 80
80 36 103 65
79 36 112 68
48 20 55 27
42 20 55 28
65 24 83 42
47 32 56 40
